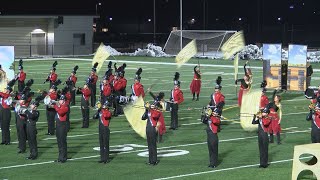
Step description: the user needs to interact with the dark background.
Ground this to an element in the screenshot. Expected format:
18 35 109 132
1 0 320 47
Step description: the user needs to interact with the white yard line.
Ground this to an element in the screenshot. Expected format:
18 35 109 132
154 157 311 180
0 129 310 171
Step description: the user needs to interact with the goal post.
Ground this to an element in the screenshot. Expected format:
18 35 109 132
164 30 237 58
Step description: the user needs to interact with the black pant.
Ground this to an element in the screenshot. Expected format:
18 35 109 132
27 121 38 158
258 126 269 166
306 76 311 88
18 81 25 92
1 108 11 144
81 98 90 128
90 84 97 107
99 124 110 162
66 105 70 132
146 124 157 164
71 89 76 105
170 104 178 129
46 108 56 134
311 121 320 143
17 116 27 151
56 120 67 162
207 129 218 166
0 105 2 129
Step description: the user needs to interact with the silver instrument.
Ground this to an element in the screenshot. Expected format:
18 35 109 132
15 103 28 114
44 95 58 105
4 96 13 105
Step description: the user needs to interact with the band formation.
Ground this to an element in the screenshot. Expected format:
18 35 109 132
0 59 318 169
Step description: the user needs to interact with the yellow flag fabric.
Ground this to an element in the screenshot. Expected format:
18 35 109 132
175 40 198 68
123 96 147 139
234 53 239 81
240 89 262 132
92 43 110 73
221 31 245 59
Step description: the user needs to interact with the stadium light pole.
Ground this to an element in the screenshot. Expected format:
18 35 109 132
153 0 156 44
180 0 182 50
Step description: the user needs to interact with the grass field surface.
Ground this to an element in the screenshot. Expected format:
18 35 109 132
0 56 316 179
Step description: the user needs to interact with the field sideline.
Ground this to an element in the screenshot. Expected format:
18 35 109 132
0 56 316 180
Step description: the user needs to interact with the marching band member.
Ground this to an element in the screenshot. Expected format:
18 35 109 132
260 81 269 111
190 65 201 101
252 108 272 168
169 72 184 130
100 79 112 104
141 101 161 165
25 99 41 160
113 71 127 116
307 96 320 143
16 59 26 92
61 86 71 132
88 63 99 107
46 86 58 135
53 95 69 163
44 61 58 89
98 101 112 164
208 77 225 112
268 89 282 145
0 86 13 145
106 61 114 84
77 83 91 128
235 61 252 107
203 108 221 168
147 89 166 142
131 68 145 100
65 65 78 106
16 94 29 153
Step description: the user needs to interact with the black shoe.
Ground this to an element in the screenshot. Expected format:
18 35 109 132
26 156 36 160
60 160 66 163
5 142 10 145
196 98 199 101
104 160 110 164
54 160 61 163
258 164 269 168
1 142 5 145
98 160 104 163
277 142 281 145
152 160 159 166
192 97 195 101
208 165 217 168
18 150 26 154
146 162 152 165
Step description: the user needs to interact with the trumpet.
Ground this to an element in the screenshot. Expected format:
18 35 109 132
4 96 19 106
43 95 59 105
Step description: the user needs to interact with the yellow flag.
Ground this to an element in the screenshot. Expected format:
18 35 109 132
175 40 197 68
92 43 110 73
123 96 147 139
240 89 262 132
234 53 239 81
221 31 245 59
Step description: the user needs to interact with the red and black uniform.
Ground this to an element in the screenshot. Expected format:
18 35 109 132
49 72 58 89
206 114 221 168
46 91 57 135
113 76 127 116
108 74 114 85
65 91 72 132
17 70 26 92
89 74 98 107
158 111 166 139
16 101 28 152
99 108 112 163
67 75 77 105
209 92 225 111
131 81 145 98
0 92 11 145
54 102 69 163
309 108 320 143
100 83 112 104
77 87 91 128
170 87 184 130
252 114 272 168
260 94 269 111
189 66 201 100
142 108 161 165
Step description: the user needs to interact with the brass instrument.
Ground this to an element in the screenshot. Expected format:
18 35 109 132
4 96 19 106
43 95 59 106
95 100 102 109
15 103 28 114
